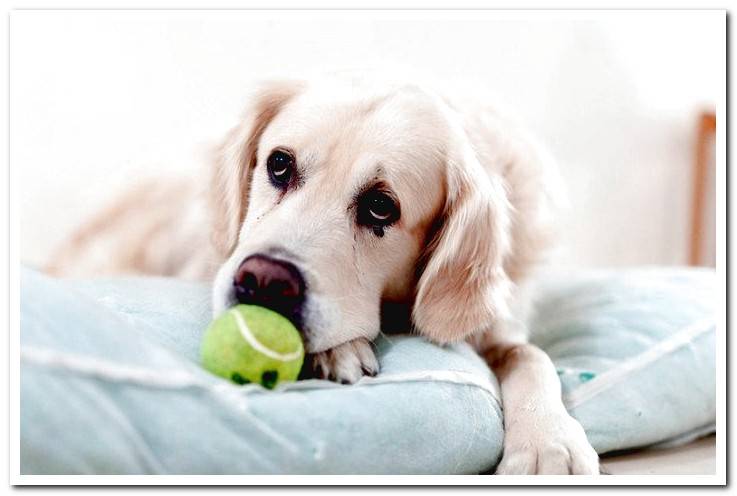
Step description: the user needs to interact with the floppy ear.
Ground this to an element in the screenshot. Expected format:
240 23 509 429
412 140 513 344
209 80 303 257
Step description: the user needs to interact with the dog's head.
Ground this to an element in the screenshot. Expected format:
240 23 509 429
210 79 512 352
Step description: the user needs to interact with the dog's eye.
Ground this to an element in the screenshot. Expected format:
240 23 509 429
358 190 400 232
267 150 294 188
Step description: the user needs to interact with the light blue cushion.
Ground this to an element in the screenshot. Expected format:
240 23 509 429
19 266 716 474
530 268 716 454
20 268 503 475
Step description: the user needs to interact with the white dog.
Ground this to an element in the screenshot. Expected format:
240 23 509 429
49 78 599 474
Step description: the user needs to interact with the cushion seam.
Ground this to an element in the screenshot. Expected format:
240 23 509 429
563 318 714 409
20 345 502 406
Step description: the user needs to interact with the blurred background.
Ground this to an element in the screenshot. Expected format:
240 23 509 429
12 10 721 271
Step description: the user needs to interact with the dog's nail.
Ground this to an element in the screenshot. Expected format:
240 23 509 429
362 366 378 377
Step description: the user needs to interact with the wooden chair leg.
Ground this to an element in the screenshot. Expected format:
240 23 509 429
689 111 716 266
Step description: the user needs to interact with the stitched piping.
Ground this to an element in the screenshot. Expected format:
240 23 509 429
20 345 501 402
563 318 715 410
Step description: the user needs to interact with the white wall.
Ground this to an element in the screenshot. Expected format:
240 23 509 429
12 10 723 270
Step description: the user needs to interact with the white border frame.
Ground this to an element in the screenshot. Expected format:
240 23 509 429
5 6 727 487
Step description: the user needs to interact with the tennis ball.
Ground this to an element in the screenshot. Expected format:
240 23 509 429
200 304 304 389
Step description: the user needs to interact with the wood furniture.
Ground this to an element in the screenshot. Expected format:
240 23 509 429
689 111 716 266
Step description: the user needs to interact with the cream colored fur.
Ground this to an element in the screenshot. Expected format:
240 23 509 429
48 77 598 474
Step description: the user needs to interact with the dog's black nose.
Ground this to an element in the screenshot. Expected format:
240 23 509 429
233 254 305 324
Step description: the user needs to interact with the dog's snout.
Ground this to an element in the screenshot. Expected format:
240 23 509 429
233 254 305 323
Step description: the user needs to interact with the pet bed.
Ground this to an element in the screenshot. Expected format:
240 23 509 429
19 266 716 474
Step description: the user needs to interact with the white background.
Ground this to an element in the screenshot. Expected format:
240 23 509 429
12 10 722 270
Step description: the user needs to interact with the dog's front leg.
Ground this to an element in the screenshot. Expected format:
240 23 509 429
483 342 599 475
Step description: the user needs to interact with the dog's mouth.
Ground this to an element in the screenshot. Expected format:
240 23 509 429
232 283 306 332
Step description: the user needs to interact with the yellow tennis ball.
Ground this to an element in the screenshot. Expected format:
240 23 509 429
200 304 304 389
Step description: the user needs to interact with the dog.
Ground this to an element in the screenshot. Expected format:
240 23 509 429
47 77 600 474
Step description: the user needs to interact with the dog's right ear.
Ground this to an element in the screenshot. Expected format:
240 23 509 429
209 80 304 257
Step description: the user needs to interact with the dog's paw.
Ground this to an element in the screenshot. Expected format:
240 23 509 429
495 410 599 475
306 338 379 384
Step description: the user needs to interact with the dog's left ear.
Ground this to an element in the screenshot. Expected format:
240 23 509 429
412 137 513 344
209 80 304 257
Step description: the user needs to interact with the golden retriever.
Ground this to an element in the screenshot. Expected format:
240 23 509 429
47 77 599 474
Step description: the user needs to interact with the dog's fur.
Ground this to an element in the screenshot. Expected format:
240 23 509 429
47 78 599 474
